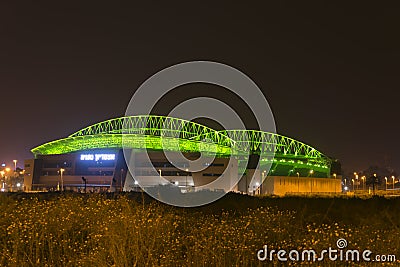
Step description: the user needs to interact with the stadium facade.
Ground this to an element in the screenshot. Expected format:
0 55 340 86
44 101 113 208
24 115 341 195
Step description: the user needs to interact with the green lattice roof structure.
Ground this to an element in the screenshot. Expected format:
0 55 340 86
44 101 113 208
31 115 331 176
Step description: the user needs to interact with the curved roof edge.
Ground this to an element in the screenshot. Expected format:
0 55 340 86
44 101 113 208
31 115 331 169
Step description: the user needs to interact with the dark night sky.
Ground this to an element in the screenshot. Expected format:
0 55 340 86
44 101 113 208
0 1 399 175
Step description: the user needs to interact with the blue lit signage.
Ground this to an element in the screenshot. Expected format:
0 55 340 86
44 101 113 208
80 154 116 161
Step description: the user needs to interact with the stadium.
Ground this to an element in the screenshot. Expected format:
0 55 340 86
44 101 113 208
24 115 341 195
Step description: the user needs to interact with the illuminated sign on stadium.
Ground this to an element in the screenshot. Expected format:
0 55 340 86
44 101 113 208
80 154 116 161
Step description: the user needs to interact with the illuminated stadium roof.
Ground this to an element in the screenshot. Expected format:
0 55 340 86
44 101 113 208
31 115 331 176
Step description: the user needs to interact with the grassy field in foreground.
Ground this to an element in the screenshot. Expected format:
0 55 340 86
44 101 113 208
0 192 399 266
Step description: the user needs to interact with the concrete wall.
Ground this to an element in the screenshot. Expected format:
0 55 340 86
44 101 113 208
126 152 238 192
35 175 113 188
261 176 341 196
237 169 261 194
192 158 238 192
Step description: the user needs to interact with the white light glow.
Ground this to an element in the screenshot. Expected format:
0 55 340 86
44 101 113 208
80 154 94 160
80 154 115 161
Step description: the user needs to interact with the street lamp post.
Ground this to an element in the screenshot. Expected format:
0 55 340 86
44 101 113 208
361 176 365 191
355 174 359 190
60 168 65 192
392 176 395 194
385 177 387 191
309 170 314 193
261 170 266 195
353 172 357 191
373 173 377 195
352 179 355 192
13 160 17 172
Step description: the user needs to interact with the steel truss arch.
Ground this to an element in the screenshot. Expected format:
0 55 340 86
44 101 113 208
32 115 234 156
31 116 331 175
220 130 331 169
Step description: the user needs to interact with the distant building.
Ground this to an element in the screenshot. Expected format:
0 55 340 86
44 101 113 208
0 166 24 192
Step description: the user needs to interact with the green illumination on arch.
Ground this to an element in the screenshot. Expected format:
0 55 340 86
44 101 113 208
31 134 232 156
220 130 330 162
32 116 234 156
31 115 331 176
219 130 331 176
69 115 232 147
